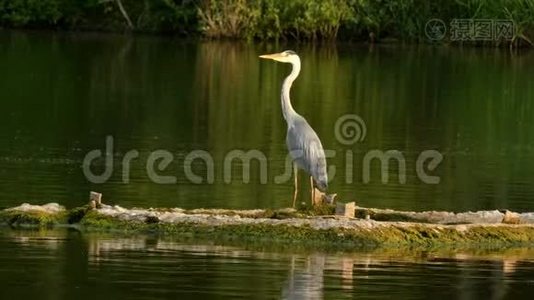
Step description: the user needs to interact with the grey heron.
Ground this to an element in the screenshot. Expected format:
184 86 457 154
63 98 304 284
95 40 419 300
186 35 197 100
260 50 328 207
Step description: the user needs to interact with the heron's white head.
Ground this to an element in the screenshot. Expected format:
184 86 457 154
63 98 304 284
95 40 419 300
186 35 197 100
259 50 299 64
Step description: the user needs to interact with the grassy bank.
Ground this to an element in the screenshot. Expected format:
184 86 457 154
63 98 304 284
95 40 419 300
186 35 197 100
0 0 532 46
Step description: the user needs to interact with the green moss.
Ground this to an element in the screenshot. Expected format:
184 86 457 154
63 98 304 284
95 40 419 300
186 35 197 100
75 212 534 248
79 211 143 232
0 209 66 227
297 204 336 216
3 205 534 249
66 205 89 224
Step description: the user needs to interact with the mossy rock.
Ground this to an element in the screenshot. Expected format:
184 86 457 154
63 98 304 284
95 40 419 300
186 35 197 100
0 210 66 227
3 204 534 249
67 205 90 224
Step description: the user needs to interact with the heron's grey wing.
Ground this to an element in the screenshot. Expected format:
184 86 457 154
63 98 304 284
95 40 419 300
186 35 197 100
286 118 328 191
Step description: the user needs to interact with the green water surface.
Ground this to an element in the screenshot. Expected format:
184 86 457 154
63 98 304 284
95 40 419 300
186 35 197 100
1 30 533 212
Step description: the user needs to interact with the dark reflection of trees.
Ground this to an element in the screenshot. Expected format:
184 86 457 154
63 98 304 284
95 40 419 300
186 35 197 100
63 229 90 299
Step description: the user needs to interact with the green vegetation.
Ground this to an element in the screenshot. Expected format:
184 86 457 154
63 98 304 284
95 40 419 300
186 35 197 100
0 0 532 45
0 0 198 33
0 209 67 227
2 204 534 248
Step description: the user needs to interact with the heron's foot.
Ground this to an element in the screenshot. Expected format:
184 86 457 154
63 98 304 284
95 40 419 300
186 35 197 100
312 188 337 206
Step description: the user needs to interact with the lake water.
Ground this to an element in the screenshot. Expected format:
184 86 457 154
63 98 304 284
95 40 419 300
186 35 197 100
1 229 534 299
1 30 534 212
1 30 534 298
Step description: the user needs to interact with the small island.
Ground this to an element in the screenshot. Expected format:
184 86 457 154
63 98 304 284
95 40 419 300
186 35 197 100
3 192 534 249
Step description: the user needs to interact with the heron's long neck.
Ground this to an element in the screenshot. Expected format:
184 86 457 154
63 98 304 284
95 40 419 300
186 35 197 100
281 59 300 123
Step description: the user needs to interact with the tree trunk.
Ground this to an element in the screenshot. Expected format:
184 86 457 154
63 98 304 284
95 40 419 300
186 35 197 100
115 0 134 29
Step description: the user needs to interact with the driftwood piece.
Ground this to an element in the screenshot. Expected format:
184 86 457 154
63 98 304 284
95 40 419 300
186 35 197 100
90 191 103 209
355 206 509 224
336 202 355 218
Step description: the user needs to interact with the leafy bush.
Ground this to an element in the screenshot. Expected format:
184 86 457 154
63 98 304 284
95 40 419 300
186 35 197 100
0 0 62 26
197 0 261 38
197 0 353 40
0 0 532 45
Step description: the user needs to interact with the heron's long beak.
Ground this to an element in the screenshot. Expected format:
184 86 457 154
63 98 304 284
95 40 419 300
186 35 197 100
259 53 283 61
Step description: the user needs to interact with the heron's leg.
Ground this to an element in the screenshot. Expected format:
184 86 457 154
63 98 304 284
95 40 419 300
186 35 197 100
292 164 298 208
310 176 315 205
